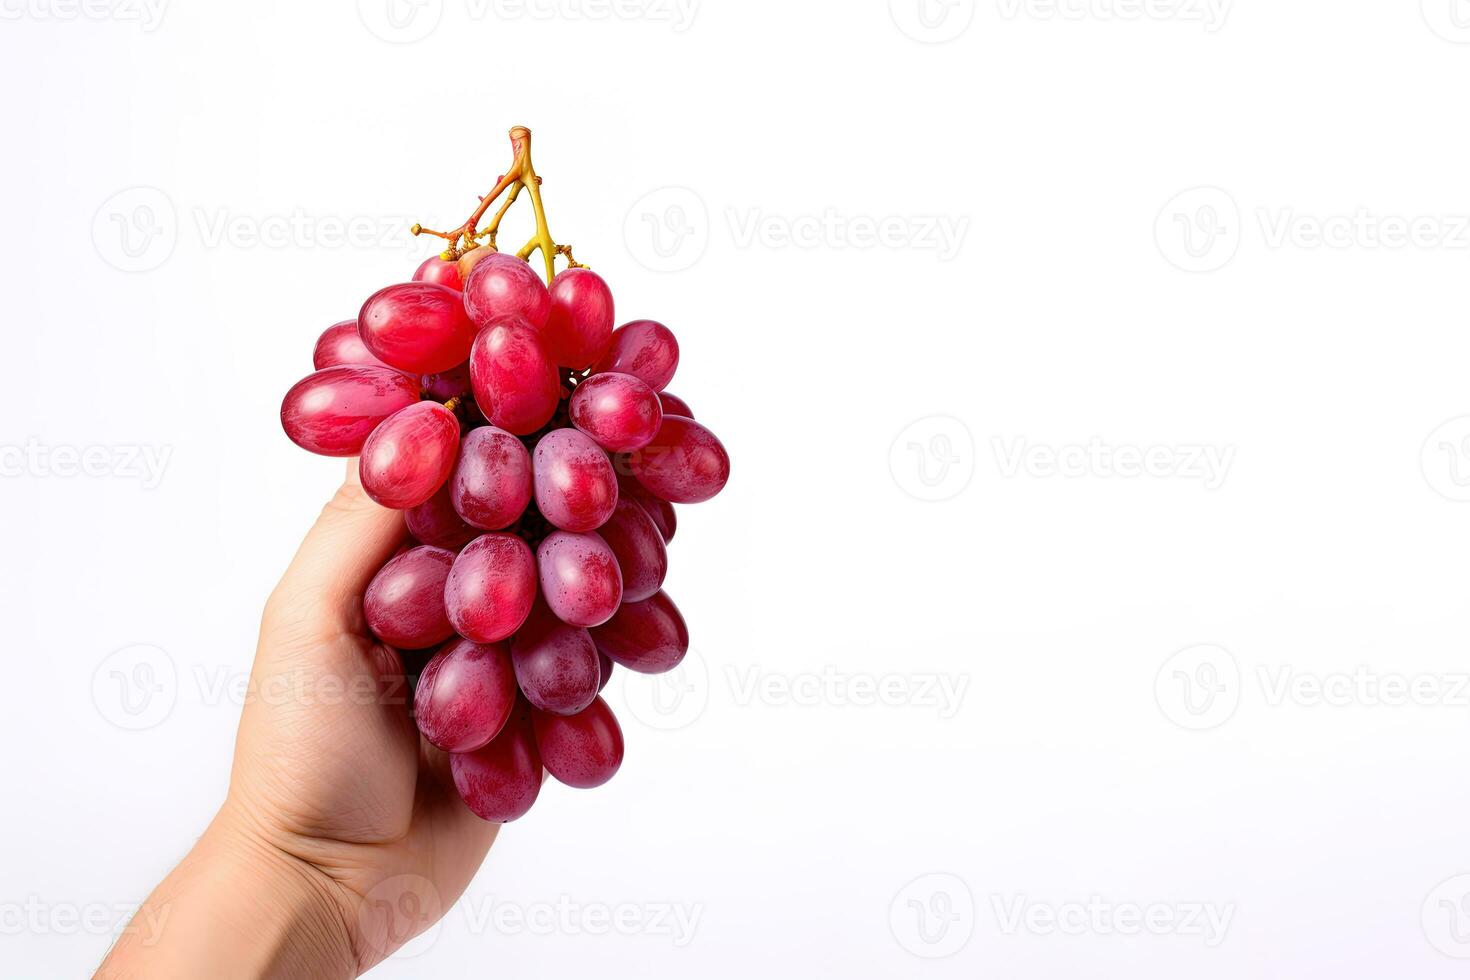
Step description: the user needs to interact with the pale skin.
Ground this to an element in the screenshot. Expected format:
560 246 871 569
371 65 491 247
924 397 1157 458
98 462 497 979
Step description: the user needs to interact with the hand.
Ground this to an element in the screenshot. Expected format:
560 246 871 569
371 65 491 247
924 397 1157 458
99 463 497 979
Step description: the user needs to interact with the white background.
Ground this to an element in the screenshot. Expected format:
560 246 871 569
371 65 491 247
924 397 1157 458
4 0 1470 976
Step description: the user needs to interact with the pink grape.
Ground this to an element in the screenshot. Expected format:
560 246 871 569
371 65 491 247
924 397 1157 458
511 607 600 716
414 638 516 753
627 416 730 504
359 281 478 374
451 707 542 822
463 252 551 329
598 651 613 691
405 484 480 550
592 319 679 391
444 533 537 643
313 319 395 371
537 531 623 628
544 268 614 369
364 545 456 649
469 317 561 435
617 473 676 543
281 366 420 457
533 697 624 789
658 391 694 419
591 589 688 674
450 426 533 531
569 372 662 452
532 428 618 532
413 255 464 291
358 401 461 510
420 361 472 401
597 499 667 602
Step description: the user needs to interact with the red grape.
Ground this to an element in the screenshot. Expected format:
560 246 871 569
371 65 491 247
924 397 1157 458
537 531 622 628
597 499 667 602
658 391 694 419
533 697 624 789
359 281 478 374
405 483 480 550
451 708 542 822
598 651 613 692
532 428 618 533
281 366 420 457
511 607 600 716
414 638 516 753
627 416 730 504
413 255 464 291
593 319 679 391
469 317 561 435
450 426 533 531
364 545 456 649
444 533 536 643
543 267 614 369
313 319 395 371
463 252 551 329
569 372 662 452
617 473 676 543
358 401 461 510
591 589 688 674
420 361 472 401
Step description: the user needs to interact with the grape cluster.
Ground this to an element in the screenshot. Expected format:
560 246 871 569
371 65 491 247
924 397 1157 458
280 247 729 822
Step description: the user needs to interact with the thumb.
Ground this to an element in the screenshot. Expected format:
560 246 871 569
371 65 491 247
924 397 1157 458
270 459 407 630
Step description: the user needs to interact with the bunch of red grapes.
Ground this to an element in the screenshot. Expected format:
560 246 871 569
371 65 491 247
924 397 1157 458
279 245 729 823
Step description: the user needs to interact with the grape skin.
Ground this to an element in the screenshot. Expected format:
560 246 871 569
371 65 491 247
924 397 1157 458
593 319 679 391
415 638 517 753
591 589 689 674
281 366 421 458
364 545 457 649
451 707 543 823
359 281 478 374
313 319 397 371
405 484 480 550
463 252 551 329
444 533 537 644
532 428 618 533
569 372 663 453
469 317 561 435
627 416 731 504
536 531 623 628
510 607 601 716
532 696 624 789
450 426 534 531
543 267 614 369
358 401 461 510
596 499 668 602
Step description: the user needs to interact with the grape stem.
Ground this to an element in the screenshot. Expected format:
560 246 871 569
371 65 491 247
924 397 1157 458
410 126 586 284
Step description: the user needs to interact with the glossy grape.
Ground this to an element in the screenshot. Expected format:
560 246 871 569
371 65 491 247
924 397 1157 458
281 366 421 457
364 546 456 649
444 533 537 643
628 416 730 504
533 697 624 789
450 426 534 531
313 319 395 371
405 483 480 550
414 638 516 753
511 607 600 716
413 255 464 291
532 428 618 533
544 268 614 369
358 401 461 510
451 708 542 822
537 531 623 628
616 473 676 543
359 281 478 374
469 317 561 435
569 372 662 453
658 391 694 419
593 319 679 391
598 651 613 692
591 589 688 674
597 499 667 602
463 252 551 329
420 361 472 401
